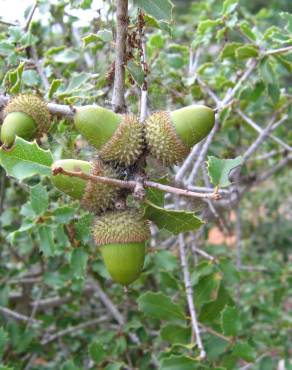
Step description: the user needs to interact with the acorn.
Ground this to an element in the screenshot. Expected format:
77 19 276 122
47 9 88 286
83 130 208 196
51 159 120 214
92 209 151 285
145 105 215 166
74 106 144 166
1 94 51 146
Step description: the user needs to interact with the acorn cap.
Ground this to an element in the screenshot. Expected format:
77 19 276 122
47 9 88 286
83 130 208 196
74 106 144 166
99 114 144 166
81 159 120 214
145 111 189 166
92 209 150 246
101 242 145 285
51 159 91 199
145 105 215 166
3 94 50 139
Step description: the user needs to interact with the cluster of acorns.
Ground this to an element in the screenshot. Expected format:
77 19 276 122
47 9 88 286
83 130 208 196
1 94 215 285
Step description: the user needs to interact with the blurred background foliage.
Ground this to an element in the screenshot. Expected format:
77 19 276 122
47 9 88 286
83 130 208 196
0 0 291 369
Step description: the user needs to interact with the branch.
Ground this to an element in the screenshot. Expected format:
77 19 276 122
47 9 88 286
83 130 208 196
178 234 206 359
42 316 108 345
23 1 38 32
52 166 221 200
237 109 291 152
0 94 75 120
111 0 128 113
265 45 292 56
0 306 41 325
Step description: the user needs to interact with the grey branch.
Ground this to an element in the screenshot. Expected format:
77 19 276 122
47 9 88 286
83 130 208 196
111 0 128 113
237 109 291 152
178 234 206 359
42 316 108 345
0 306 42 325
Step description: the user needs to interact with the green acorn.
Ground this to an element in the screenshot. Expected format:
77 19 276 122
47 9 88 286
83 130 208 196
92 209 151 285
145 105 215 166
51 159 120 214
74 106 144 166
1 94 50 146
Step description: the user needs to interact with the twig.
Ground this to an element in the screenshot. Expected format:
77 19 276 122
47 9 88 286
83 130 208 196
242 116 277 162
30 47 50 90
0 94 75 119
252 153 292 185
111 0 128 113
178 234 206 359
193 246 217 262
235 206 242 303
0 19 19 27
200 323 231 342
42 316 108 345
265 45 292 56
0 306 41 325
52 166 221 200
23 1 38 32
175 142 203 184
220 59 258 108
93 280 125 325
237 109 291 152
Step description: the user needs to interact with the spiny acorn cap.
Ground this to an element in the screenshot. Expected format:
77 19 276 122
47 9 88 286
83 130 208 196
92 209 150 246
2 94 50 145
74 106 144 166
81 159 120 214
99 114 144 166
145 105 215 166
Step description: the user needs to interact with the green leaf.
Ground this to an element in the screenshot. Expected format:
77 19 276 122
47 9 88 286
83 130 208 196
206 156 243 187
239 21 256 41
146 176 169 206
89 341 105 364
233 342 256 362
220 42 243 59
235 45 259 59
160 324 191 345
160 355 197 370
70 249 88 278
30 184 49 215
0 138 53 181
221 306 241 336
199 285 233 323
138 292 185 321
144 201 203 234
154 250 178 271
134 0 174 20
75 214 94 244
3 62 25 93
52 206 76 223
38 225 55 256
48 79 62 99
195 272 222 308
53 48 79 64
96 29 113 42
222 0 238 15
127 60 145 87
197 19 221 35
0 41 14 56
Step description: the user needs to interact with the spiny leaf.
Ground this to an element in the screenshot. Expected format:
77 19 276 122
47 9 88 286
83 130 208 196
207 156 243 187
0 137 53 181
